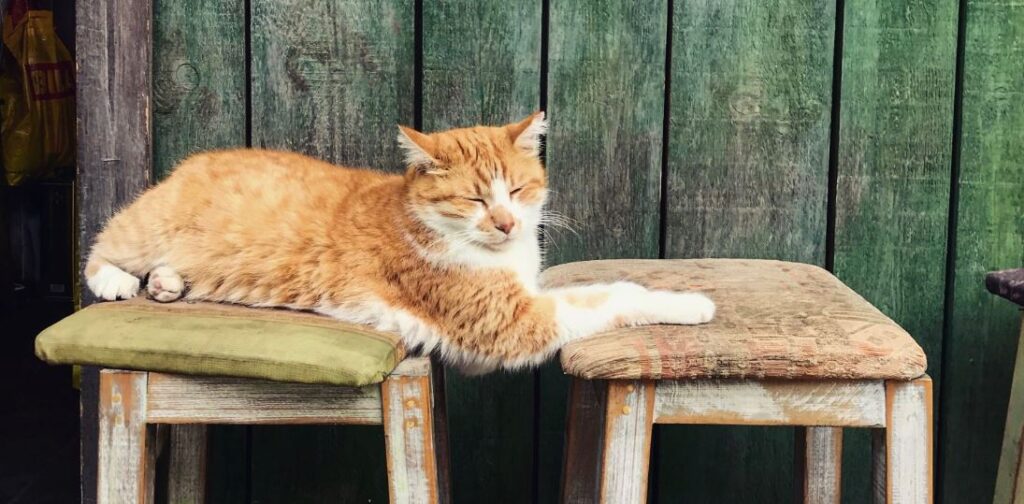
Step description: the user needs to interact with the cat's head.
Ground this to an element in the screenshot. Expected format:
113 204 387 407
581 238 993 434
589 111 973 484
398 112 548 251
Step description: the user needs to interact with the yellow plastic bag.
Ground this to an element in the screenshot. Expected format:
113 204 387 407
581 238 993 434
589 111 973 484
1 0 75 186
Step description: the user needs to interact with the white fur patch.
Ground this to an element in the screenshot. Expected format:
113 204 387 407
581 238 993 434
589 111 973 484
514 112 547 156
397 129 437 170
87 264 141 301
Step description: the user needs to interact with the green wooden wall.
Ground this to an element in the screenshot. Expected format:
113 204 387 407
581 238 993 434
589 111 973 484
151 0 1024 501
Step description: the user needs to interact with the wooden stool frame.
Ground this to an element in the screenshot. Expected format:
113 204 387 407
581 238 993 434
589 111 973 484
562 376 933 504
96 357 450 504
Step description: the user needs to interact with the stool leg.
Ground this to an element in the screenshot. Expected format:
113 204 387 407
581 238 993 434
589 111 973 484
600 380 656 504
883 377 933 504
98 370 155 504
795 427 843 504
383 361 449 504
168 425 208 503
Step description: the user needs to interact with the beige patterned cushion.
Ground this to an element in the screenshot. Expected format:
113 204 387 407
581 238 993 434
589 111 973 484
542 259 926 380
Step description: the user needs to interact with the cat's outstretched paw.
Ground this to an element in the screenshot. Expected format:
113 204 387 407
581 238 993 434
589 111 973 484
146 266 184 303
87 265 141 301
646 291 716 325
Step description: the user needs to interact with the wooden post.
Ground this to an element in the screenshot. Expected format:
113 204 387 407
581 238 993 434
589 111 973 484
382 360 448 504
77 0 153 501
167 425 208 504
599 380 655 504
97 370 154 504
795 427 843 504
884 377 933 504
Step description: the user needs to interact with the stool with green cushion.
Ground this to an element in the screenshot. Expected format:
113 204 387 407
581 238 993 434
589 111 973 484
35 298 450 504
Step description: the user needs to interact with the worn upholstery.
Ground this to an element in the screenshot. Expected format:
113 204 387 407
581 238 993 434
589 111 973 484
543 259 927 380
35 298 404 386
987 269 1024 307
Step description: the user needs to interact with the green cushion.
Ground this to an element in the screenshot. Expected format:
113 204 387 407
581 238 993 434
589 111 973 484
35 299 405 386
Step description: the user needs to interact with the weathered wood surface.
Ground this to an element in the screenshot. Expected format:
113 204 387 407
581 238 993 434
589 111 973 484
654 380 885 428
886 377 933 504
153 0 245 179
98 371 154 504
77 0 154 501
167 425 208 504
941 0 1024 500
247 1 415 500
250 0 414 170
561 379 609 504
600 380 655 504
659 1 835 501
832 0 957 500
541 2 668 500
795 427 843 504
145 373 384 424
872 428 886 504
420 3 540 500
382 373 444 504
994 317 1024 503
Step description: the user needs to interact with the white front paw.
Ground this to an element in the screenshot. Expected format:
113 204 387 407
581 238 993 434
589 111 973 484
646 291 716 325
146 266 185 303
87 265 141 301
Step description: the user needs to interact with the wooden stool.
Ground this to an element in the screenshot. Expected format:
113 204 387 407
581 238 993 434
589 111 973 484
988 269 1024 504
546 259 932 504
96 357 449 504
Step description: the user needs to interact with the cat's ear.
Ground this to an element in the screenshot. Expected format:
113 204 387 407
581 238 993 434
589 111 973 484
506 111 547 157
397 125 444 175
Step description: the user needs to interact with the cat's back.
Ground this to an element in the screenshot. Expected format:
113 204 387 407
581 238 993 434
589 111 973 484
169 148 396 189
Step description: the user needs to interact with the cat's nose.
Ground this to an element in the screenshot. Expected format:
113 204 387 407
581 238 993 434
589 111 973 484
495 219 515 235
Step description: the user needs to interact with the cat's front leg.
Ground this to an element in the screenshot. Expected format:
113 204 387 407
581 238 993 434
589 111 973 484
550 281 715 344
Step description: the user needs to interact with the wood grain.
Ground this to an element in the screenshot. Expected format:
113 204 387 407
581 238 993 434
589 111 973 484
382 374 442 504
940 0 1024 501
98 371 154 504
250 0 414 171
247 2 415 500
994 317 1024 504
659 2 835 500
654 380 885 428
873 428 886 504
832 1 958 500
153 0 245 179
599 380 655 504
561 379 609 504
886 377 933 504
167 425 208 504
421 2 541 502
77 0 154 500
795 427 843 504
145 373 383 424
541 2 668 499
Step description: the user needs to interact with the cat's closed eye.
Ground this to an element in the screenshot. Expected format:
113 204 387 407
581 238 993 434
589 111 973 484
464 197 486 204
510 186 524 196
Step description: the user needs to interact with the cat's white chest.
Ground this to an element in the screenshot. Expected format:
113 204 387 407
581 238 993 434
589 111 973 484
448 234 541 292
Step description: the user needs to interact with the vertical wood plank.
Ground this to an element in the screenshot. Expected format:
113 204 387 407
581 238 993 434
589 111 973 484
599 380 655 504
996 317 1024 504
542 2 668 500
886 377 933 504
872 428 887 504
420 2 540 502
152 1 248 501
248 1 414 501
661 1 835 501
98 371 154 504
561 379 609 504
250 0 414 170
167 425 208 504
832 0 957 500
795 427 843 504
77 0 154 500
383 374 442 504
941 0 1024 500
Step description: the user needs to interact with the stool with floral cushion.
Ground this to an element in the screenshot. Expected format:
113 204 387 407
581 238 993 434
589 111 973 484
548 259 931 504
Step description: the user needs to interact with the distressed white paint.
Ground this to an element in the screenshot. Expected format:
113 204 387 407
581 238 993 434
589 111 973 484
600 380 653 504
383 375 439 504
146 373 383 424
167 425 207 504
886 378 932 504
654 379 886 427
98 370 154 504
799 427 843 504
392 357 431 377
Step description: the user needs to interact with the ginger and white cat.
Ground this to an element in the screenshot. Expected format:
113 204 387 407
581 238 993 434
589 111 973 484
84 112 715 374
